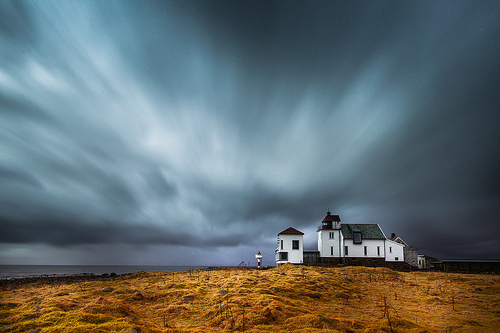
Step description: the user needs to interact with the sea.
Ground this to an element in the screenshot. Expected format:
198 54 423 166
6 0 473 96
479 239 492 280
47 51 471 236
0 265 208 279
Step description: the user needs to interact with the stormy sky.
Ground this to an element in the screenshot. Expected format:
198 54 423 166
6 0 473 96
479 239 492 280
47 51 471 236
1 1 499 266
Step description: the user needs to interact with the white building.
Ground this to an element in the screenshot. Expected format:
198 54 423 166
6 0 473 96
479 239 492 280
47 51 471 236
385 239 405 262
275 227 304 265
276 212 410 267
317 212 405 265
389 233 418 267
317 212 342 258
417 255 439 269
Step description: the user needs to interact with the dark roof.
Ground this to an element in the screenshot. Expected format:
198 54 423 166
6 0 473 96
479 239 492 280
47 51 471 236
341 224 385 239
322 211 341 222
278 227 304 235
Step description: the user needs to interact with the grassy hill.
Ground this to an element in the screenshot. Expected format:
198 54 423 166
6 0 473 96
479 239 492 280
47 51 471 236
1 264 499 332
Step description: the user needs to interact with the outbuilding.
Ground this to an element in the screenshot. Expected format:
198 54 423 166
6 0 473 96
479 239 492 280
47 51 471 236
275 227 304 265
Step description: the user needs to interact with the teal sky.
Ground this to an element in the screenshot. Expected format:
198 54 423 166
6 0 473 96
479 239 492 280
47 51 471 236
0 0 499 265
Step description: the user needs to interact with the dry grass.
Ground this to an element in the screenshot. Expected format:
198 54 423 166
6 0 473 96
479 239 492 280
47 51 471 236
1 264 499 332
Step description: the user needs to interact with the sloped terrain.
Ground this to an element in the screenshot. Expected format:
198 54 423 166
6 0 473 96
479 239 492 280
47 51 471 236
1 264 499 332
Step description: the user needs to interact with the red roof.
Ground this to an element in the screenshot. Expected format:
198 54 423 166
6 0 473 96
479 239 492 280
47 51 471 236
278 227 304 235
322 211 341 222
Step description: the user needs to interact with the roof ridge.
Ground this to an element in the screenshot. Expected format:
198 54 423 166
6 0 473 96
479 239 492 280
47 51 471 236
278 227 304 235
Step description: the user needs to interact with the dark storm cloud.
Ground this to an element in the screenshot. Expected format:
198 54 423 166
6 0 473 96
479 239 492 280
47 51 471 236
0 0 499 264
0 216 250 248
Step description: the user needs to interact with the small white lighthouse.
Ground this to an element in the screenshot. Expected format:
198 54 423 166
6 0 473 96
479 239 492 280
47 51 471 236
255 251 263 268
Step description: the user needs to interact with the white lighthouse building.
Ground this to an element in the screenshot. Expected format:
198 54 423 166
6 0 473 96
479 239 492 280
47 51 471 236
317 211 343 258
275 211 411 267
316 211 405 265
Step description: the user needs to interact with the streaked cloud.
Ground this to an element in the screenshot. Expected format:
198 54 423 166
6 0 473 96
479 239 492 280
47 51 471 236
0 0 499 265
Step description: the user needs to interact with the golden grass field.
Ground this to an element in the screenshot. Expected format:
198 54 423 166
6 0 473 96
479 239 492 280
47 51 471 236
1 264 499 332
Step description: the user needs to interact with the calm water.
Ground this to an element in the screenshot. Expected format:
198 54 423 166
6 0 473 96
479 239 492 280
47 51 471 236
0 265 207 279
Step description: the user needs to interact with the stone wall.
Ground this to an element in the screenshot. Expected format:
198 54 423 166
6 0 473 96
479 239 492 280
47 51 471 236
404 247 418 267
343 257 386 267
385 261 414 271
318 257 343 265
302 254 415 271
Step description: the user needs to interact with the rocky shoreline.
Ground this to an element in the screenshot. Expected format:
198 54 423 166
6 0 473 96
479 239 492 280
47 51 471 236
0 271 127 287
0 267 224 287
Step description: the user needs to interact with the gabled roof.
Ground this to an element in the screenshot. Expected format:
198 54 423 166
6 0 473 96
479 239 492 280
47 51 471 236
389 235 418 250
386 238 406 247
322 211 341 222
278 227 304 235
392 235 408 246
341 224 385 239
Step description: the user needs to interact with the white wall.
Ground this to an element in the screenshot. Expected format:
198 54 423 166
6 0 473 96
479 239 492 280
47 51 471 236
317 229 342 257
343 239 385 258
276 233 303 264
385 239 405 262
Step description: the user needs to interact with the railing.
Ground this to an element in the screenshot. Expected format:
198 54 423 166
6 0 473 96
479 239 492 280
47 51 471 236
318 224 341 230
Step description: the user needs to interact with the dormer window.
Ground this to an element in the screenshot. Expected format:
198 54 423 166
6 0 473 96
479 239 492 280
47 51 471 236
353 232 362 244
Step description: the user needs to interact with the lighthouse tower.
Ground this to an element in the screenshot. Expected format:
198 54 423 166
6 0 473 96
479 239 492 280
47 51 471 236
317 211 342 260
255 251 263 268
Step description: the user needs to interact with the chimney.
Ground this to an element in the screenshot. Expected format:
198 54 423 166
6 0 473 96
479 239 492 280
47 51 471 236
390 233 396 239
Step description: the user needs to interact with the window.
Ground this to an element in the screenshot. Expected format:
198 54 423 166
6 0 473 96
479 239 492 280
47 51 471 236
377 246 381 256
353 232 362 244
292 240 299 250
389 247 392 253
280 240 283 250
329 232 335 239
364 246 367 256
395 257 399 261
279 252 288 261
344 246 349 256
330 246 334 256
